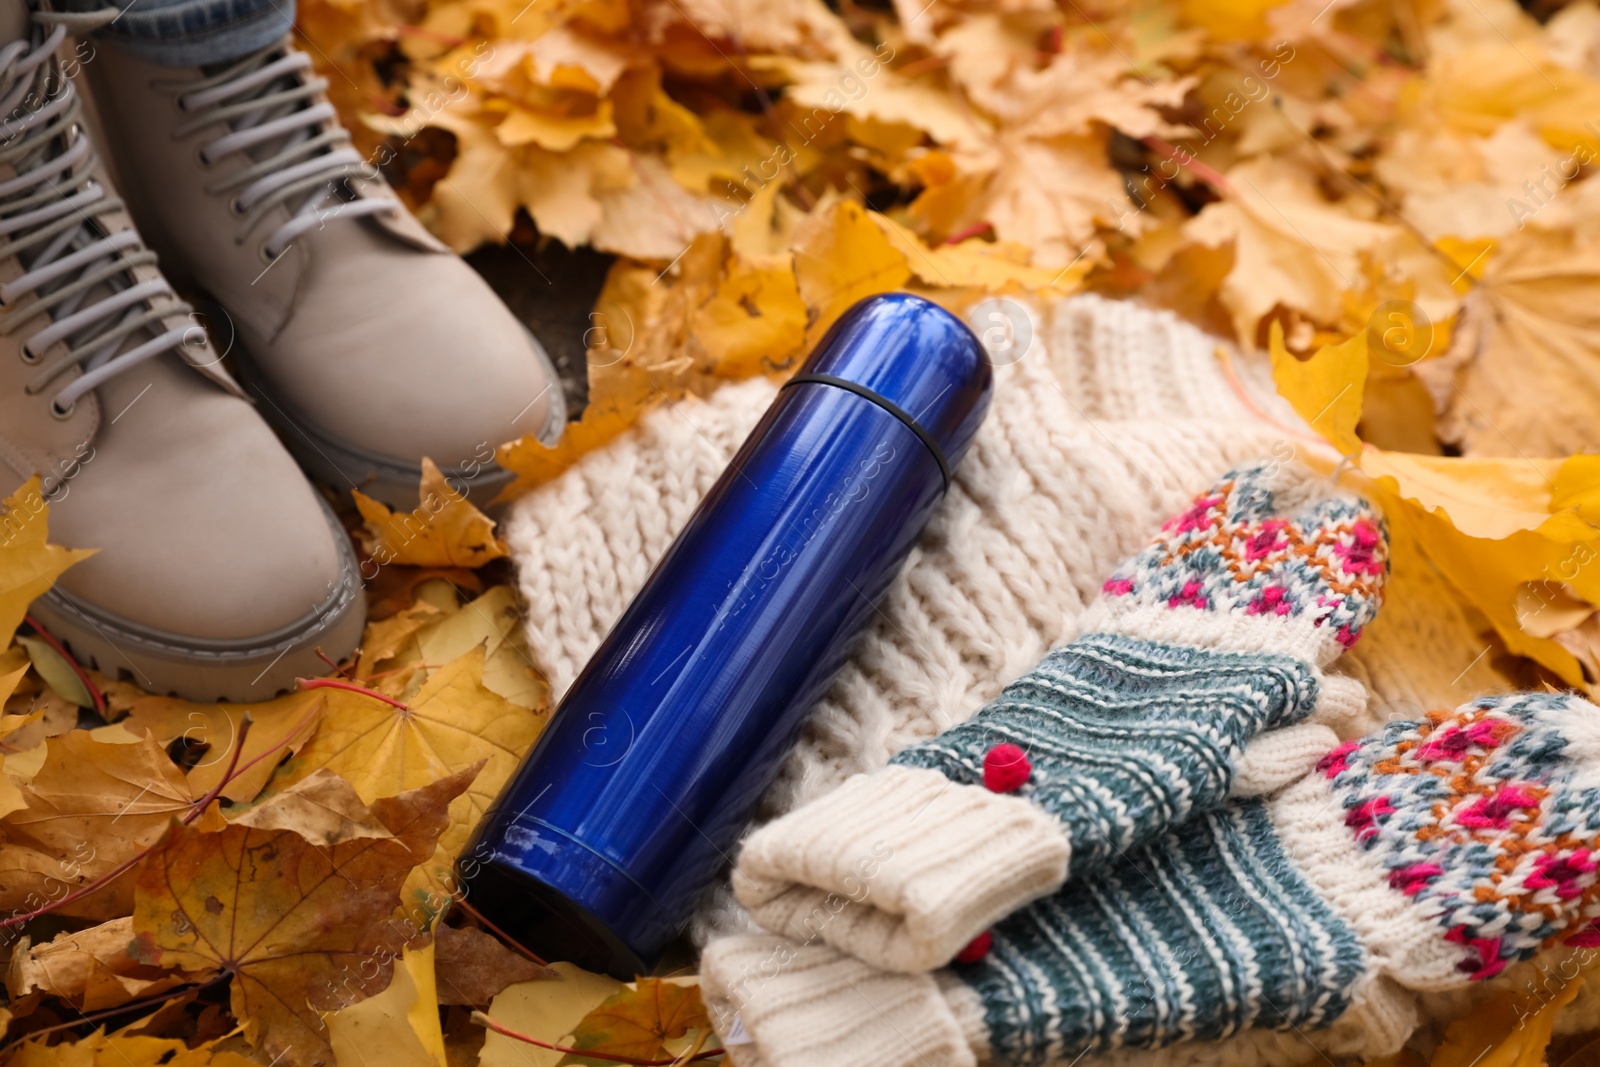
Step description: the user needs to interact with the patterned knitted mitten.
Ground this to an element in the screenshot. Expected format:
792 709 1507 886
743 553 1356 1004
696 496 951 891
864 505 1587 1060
705 692 1600 1067
733 458 1388 972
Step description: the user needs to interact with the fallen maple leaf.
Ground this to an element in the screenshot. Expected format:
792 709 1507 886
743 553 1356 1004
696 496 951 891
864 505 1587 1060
130 765 480 1067
0 730 194 920
327 941 446 1067
568 978 711 1063
971 133 1128 271
941 19 1192 141
118 691 323 805
1420 225 1600 458
495 234 726 498
790 199 913 346
272 647 546 908
6 916 206 1012
354 585 547 712
1188 156 1398 345
692 258 807 376
354 459 509 570
0 477 94 649
8 1026 263 1067
478 963 623 1067
1270 326 1600 686
227 769 395 847
1267 321 1367 457
1429 978 1580 1067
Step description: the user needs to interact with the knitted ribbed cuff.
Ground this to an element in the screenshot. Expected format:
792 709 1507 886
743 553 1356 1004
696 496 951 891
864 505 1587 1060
1269 773 1466 990
1230 722 1341 797
735 766 1069 972
700 935 977 1067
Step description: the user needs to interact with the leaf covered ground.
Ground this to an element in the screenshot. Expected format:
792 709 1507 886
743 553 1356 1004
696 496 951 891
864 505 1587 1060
5 0 1600 1062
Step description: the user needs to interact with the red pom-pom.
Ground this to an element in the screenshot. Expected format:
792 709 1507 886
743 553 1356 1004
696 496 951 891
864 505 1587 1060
955 931 992 964
953 934 992 966
983 743 1031 793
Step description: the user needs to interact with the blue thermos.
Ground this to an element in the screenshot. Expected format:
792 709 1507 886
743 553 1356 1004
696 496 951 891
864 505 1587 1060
461 292 993 977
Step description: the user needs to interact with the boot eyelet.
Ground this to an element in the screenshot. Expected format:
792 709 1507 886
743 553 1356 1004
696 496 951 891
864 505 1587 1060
229 198 246 216
19 344 38 364
193 144 212 167
259 243 280 263
49 398 74 420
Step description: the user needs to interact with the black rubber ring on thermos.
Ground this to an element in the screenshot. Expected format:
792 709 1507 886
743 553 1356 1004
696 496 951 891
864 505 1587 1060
780 372 953 491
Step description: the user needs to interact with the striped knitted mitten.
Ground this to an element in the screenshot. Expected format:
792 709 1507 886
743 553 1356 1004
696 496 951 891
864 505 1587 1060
705 691 1600 1067
733 458 1388 972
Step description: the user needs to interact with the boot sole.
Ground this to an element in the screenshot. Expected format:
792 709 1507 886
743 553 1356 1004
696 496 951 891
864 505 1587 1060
220 311 566 511
28 495 366 704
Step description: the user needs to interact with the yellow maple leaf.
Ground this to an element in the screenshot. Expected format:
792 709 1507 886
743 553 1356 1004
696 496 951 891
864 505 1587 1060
974 132 1128 271
327 941 446 1067
693 257 807 376
791 199 913 346
1429 978 1580 1067
227 769 397 847
354 458 508 570
490 100 617 153
1180 0 1290 40
870 212 1088 292
479 963 623 1067
1187 157 1396 344
1268 328 1600 685
760 49 989 150
941 19 1192 141
0 730 196 921
1421 225 1600 458
273 647 547 907
0 477 94 649
119 689 323 804
9 1027 262 1067
495 234 726 497
1269 320 1368 457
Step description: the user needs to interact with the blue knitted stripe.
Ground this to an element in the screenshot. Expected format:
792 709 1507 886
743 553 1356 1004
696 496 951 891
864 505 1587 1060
889 634 1320 876
961 800 1367 1065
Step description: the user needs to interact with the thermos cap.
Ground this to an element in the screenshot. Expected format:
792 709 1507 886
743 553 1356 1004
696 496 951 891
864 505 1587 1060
798 293 993 481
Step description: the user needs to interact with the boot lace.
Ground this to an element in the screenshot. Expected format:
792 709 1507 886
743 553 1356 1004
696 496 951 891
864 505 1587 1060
166 43 397 259
0 18 200 415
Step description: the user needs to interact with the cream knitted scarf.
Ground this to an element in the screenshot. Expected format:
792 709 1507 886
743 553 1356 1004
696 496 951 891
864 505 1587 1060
502 292 1503 955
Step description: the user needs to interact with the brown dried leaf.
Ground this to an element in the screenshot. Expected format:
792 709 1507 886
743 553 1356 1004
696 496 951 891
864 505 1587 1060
432 925 550 1006
130 766 479 1067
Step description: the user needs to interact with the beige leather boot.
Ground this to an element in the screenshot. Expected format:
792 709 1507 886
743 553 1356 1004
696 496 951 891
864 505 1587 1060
78 37 567 508
0 3 363 701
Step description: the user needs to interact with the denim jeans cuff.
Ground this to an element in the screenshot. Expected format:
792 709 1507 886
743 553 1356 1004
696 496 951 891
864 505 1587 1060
57 0 294 66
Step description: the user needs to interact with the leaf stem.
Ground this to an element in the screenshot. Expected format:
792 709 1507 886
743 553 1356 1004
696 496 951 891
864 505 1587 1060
314 648 356 681
1212 344 1331 448
209 703 320 790
471 1011 725 1064
296 677 409 710
450 895 550 968
1140 136 1235 197
181 713 253 824
22 614 105 718
943 222 994 245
